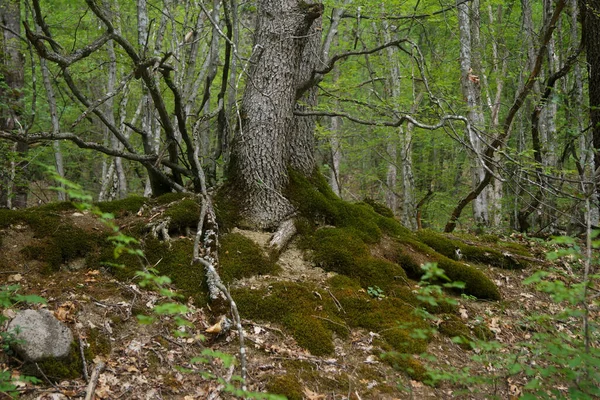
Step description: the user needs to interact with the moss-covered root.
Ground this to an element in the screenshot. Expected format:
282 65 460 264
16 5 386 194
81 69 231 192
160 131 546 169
388 240 501 300
266 373 303 400
416 229 528 270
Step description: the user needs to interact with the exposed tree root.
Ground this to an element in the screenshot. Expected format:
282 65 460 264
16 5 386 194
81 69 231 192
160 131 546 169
269 218 297 252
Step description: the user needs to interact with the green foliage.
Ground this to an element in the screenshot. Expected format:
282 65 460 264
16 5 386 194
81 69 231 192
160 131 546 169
367 285 386 299
425 234 600 399
219 233 280 283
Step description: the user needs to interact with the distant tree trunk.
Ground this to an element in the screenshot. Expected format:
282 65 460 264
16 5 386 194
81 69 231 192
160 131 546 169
0 0 27 208
230 0 323 228
39 57 66 201
321 5 346 197
581 0 600 212
457 0 489 227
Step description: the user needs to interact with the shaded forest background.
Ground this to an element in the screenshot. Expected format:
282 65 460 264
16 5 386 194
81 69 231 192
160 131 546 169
0 0 598 235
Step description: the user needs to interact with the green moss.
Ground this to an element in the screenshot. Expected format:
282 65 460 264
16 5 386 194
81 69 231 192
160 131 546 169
381 352 429 382
95 195 147 216
308 228 407 291
287 171 382 243
214 185 242 232
36 201 76 212
326 274 362 291
153 192 189 205
362 198 395 218
416 229 528 270
233 282 335 355
387 238 501 300
87 328 111 356
438 314 472 349
163 198 201 233
0 209 60 237
22 342 83 381
335 294 428 353
219 233 280 283
284 313 334 356
265 374 303 400
472 321 495 341
21 224 103 272
144 238 208 305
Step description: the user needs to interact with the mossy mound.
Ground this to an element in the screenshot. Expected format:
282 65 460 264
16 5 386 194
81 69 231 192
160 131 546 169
287 170 411 243
416 229 528 270
153 192 190 205
21 224 104 273
219 233 280 283
288 171 500 301
234 279 429 356
0 209 61 237
379 235 501 301
361 197 395 218
162 198 201 233
265 373 303 400
213 185 242 232
232 282 336 356
143 238 208 305
96 195 147 216
36 201 76 212
437 314 472 349
381 352 429 381
304 227 408 292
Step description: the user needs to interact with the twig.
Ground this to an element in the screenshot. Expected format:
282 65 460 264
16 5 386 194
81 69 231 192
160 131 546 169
84 361 105 400
35 363 60 389
326 288 345 314
311 315 351 332
79 336 89 382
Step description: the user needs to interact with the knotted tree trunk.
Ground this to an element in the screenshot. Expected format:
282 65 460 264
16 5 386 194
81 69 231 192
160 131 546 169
231 0 323 229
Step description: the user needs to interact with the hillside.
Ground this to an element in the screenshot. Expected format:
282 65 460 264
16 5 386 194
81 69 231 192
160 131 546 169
0 189 592 399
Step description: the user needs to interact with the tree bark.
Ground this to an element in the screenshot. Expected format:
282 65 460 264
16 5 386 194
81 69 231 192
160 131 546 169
231 0 323 229
581 0 600 211
457 0 489 227
0 0 27 208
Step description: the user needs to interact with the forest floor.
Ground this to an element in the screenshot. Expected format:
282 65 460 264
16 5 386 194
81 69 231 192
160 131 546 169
0 204 586 400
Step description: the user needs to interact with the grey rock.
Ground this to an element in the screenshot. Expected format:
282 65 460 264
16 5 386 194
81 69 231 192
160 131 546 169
7 309 73 361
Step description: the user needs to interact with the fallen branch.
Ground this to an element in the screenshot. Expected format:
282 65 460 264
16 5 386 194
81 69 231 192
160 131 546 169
192 195 247 390
84 361 105 400
79 336 89 382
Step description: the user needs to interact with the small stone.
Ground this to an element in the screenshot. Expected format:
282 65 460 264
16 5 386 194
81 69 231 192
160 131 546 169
7 309 73 361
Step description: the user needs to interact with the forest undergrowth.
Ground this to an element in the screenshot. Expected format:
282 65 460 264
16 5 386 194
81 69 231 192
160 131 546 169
0 185 597 399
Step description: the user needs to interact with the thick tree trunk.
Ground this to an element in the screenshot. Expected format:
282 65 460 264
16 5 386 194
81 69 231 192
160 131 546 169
582 0 600 212
0 0 26 208
231 0 323 229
